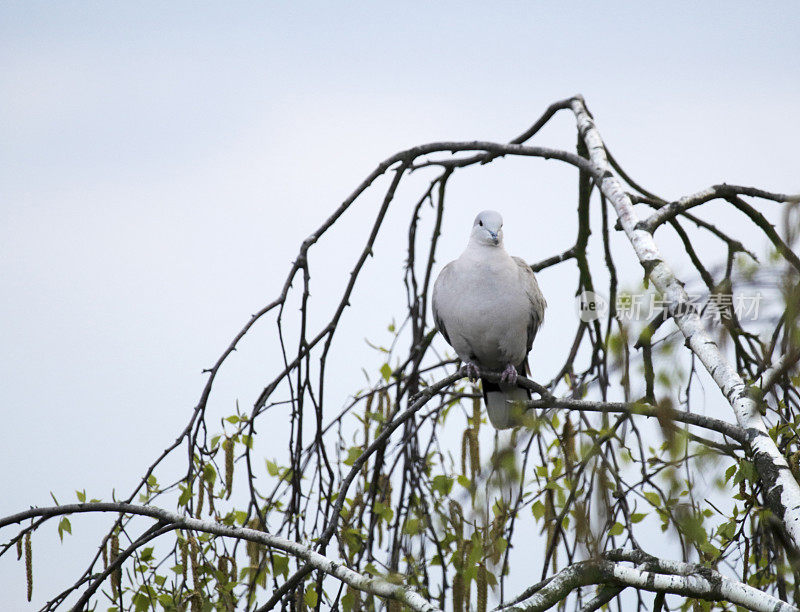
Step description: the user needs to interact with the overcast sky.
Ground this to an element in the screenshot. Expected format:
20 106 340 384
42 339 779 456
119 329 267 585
2 2 799 607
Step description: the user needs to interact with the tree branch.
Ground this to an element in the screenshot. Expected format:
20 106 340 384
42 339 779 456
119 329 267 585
642 184 800 233
500 555 797 612
569 95 800 548
525 396 746 444
0 503 437 612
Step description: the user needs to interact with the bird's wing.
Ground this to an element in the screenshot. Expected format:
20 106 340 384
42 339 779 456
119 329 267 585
431 262 454 345
512 256 547 354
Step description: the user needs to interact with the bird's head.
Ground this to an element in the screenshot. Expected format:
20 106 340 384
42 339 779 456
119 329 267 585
470 210 504 246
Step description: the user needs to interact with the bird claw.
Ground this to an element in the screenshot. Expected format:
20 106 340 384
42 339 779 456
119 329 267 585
500 363 518 385
462 362 481 382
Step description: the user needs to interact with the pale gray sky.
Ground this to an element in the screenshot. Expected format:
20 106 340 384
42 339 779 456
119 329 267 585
2 2 799 607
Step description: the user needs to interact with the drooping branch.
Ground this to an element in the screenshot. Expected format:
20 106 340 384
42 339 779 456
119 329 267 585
568 95 800 548
501 551 797 612
0 503 438 612
642 184 800 233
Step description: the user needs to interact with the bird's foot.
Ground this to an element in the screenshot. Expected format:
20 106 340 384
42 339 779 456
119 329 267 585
462 361 481 382
500 363 518 385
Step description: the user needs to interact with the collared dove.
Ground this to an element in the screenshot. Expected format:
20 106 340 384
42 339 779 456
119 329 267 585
432 210 546 429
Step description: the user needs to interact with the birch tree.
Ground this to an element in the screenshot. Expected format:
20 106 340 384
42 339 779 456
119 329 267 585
2 95 799 611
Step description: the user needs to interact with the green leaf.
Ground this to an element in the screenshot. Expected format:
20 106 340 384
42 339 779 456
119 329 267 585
630 513 647 523
644 492 661 507
203 463 217 485
226 415 240 424
266 460 280 477
431 475 454 496
343 447 362 467
57 517 72 542
739 460 758 483
178 484 192 507
380 363 393 382
532 501 545 520
679 513 707 544
373 501 394 523
364 563 379 576
342 589 356 612
608 522 624 537
725 464 737 483
304 585 318 608
403 518 422 535
718 520 736 540
133 592 150 612
272 555 289 577
76 490 86 503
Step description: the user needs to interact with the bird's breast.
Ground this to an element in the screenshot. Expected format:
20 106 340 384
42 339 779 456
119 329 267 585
445 260 529 368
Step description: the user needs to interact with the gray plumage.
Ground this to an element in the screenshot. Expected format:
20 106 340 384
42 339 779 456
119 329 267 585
432 210 546 429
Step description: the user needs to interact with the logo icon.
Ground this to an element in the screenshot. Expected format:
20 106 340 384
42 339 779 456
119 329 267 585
575 291 609 322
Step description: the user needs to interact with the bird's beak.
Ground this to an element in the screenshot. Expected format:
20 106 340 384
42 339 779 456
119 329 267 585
489 232 499 244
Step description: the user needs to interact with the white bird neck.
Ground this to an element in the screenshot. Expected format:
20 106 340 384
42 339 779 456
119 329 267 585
466 236 505 251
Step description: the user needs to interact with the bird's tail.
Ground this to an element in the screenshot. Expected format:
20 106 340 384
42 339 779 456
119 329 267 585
481 360 530 429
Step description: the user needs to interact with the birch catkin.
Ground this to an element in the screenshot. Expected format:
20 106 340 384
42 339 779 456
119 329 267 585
207 480 215 516
476 564 487 612
180 535 188 580
25 532 32 602
110 533 120 597
469 429 480 477
229 553 237 584
197 478 205 517
190 536 199 588
452 571 464 612
224 438 234 499
461 430 469 477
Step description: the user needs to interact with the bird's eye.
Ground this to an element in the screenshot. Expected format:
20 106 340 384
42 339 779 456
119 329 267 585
479 221 483 226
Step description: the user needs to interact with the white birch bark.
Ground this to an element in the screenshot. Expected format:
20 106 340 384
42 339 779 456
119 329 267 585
0 503 438 612
506 559 797 612
567 96 800 546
